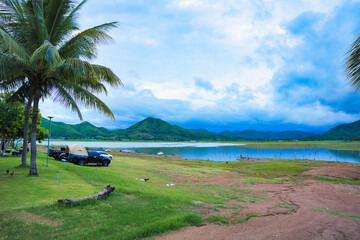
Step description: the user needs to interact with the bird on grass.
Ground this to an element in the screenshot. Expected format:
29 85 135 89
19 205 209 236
144 178 150 182
6 169 9 174
10 170 14 176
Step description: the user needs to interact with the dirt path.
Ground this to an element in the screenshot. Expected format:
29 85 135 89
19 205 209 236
157 166 360 240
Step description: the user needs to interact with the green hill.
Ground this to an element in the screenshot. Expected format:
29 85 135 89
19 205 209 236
221 130 314 140
306 120 360 140
41 118 112 139
113 117 232 141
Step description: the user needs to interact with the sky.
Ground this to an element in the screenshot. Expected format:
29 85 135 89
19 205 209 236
39 0 360 133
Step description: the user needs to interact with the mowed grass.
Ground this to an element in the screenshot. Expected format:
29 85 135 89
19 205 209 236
0 153 206 240
0 150 359 240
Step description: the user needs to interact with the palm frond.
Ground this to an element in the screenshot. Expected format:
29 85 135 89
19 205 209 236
6 81 33 103
59 21 118 60
69 75 108 94
57 80 115 120
52 86 83 120
345 34 360 92
0 27 30 61
0 54 27 81
0 78 25 92
48 0 86 45
56 59 121 93
0 0 25 24
27 0 49 46
57 58 94 79
92 64 122 86
46 0 66 38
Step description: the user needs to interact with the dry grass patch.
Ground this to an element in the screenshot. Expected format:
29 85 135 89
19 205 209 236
9 211 62 227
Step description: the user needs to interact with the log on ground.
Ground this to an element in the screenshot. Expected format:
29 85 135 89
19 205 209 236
58 185 115 204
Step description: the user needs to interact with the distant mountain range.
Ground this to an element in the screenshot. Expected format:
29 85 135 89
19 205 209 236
221 130 314 140
41 117 231 141
41 117 360 141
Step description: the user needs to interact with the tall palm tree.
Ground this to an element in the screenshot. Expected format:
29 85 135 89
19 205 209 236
0 0 122 175
345 34 360 91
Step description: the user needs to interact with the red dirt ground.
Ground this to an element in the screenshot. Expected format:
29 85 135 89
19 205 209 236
157 166 360 240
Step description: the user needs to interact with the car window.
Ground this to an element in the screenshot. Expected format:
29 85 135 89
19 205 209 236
89 151 98 157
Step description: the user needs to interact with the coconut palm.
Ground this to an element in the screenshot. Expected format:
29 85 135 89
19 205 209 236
0 0 122 175
345 34 360 92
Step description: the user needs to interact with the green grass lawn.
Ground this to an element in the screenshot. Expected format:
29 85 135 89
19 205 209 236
0 150 359 240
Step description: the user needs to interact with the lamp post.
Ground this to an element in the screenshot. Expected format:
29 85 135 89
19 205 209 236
46 116 53 167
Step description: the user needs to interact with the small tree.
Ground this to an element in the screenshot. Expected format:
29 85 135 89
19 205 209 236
0 93 47 158
0 93 22 155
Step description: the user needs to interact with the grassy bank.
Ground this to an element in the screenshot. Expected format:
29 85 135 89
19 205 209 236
237 140 360 151
0 152 359 239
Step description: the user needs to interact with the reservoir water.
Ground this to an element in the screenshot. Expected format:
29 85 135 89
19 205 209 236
44 141 360 164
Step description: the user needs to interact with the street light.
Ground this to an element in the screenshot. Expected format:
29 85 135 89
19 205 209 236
46 116 53 167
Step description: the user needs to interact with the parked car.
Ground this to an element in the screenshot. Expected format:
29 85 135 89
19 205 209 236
61 144 112 166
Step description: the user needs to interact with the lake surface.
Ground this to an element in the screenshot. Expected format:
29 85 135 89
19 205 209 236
44 141 360 164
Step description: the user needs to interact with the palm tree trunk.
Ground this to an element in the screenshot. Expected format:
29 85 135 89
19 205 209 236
21 99 32 167
29 94 40 176
1 138 8 156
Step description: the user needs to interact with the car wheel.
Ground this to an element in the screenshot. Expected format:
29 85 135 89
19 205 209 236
78 159 85 166
102 160 110 167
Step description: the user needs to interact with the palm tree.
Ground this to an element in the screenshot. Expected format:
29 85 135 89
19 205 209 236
345 34 360 91
0 0 122 175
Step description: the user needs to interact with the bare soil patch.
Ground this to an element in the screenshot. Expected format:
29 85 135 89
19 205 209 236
301 165 360 180
157 168 360 240
175 173 243 185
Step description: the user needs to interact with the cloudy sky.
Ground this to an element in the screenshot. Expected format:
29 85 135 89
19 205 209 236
40 0 360 133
